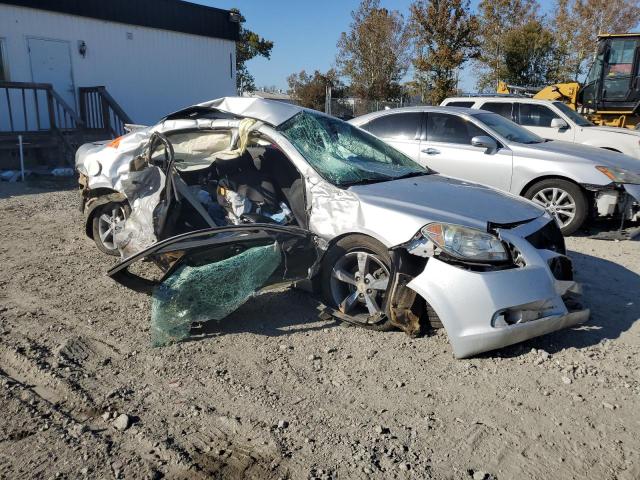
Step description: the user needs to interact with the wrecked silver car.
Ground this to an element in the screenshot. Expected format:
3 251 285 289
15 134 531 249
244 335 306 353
76 97 590 358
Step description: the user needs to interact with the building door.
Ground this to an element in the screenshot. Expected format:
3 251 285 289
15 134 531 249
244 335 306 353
27 38 76 110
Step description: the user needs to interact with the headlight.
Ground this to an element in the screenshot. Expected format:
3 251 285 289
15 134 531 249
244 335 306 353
596 166 640 184
422 223 509 262
86 159 102 177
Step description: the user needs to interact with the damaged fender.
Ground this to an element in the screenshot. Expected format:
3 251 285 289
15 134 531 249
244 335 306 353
405 228 589 358
84 191 128 239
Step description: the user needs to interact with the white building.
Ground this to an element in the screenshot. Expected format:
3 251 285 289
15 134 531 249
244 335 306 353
0 0 239 125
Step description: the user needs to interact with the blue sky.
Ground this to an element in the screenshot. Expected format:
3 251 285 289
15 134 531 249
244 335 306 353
196 0 554 92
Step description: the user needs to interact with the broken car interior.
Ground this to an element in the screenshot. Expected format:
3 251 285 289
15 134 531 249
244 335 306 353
75 98 603 358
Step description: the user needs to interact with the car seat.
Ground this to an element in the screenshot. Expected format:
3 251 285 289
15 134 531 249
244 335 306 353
251 146 307 228
215 150 280 223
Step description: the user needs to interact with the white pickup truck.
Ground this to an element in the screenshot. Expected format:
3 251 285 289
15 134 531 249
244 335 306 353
441 96 640 159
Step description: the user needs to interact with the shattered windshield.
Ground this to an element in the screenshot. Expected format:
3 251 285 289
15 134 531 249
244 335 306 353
476 113 545 144
278 111 428 186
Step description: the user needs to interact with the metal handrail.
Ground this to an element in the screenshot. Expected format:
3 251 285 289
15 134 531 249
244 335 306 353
79 86 132 138
0 81 84 133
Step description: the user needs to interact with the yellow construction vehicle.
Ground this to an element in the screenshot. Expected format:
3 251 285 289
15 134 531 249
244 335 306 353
498 33 640 129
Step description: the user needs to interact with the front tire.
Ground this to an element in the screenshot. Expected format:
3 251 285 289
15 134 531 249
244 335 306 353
524 179 587 236
321 235 394 331
91 202 129 256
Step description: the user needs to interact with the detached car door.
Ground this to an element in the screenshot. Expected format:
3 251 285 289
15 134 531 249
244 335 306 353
419 112 513 191
108 225 319 344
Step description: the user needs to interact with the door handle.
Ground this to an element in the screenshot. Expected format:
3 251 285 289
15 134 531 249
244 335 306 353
422 148 440 155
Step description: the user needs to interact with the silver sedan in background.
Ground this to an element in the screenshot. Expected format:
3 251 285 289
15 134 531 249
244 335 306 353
349 107 640 235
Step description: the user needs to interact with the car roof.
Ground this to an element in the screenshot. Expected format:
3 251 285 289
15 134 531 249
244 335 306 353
165 96 308 127
349 105 484 124
443 96 559 106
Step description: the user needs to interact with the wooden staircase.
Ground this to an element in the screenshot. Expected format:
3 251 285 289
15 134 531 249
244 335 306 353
0 82 131 168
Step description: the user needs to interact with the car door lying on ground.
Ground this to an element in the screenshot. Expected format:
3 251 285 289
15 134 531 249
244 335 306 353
109 225 319 346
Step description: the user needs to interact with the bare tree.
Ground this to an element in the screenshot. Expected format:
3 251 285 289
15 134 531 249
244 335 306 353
336 0 411 101
410 0 480 104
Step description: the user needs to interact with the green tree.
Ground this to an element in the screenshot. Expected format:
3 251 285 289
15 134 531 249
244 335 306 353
287 69 343 111
232 9 274 94
551 0 640 81
474 0 538 91
336 0 411 101
410 0 480 104
502 20 558 86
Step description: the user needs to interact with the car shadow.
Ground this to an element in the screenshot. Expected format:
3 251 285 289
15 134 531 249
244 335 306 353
488 249 640 358
574 218 640 241
184 288 339 342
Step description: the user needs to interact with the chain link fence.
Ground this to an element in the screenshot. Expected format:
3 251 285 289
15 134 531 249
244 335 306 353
328 98 428 120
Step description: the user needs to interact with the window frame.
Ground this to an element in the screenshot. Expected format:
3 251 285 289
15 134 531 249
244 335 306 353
602 38 637 100
361 112 423 141
425 112 494 146
0 38 9 81
515 102 561 128
445 101 476 108
478 101 515 121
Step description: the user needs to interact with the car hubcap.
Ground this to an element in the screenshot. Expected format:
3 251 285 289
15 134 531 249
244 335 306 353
330 251 390 320
98 206 126 250
531 187 576 228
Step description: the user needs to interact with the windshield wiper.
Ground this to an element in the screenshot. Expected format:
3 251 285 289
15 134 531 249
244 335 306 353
340 176 392 187
392 171 432 180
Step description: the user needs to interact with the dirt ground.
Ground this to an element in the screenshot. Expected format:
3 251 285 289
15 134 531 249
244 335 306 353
1 180 639 480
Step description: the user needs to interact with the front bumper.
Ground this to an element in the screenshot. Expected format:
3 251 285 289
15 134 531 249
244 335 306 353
592 184 640 222
407 219 590 358
623 184 640 222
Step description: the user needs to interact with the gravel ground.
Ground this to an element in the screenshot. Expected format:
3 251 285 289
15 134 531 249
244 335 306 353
0 180 639 480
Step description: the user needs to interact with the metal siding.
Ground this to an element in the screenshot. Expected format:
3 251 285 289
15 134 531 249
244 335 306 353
0 0 239 41
0 5 237 124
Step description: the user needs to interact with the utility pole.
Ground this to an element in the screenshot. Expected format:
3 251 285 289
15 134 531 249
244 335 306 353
325 84 332 115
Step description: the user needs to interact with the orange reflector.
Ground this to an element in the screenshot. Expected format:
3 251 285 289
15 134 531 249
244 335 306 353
108 136 123 148
424 223 444 246
595 166 616 181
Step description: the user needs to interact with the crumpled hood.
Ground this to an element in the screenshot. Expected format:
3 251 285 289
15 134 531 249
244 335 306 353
521 140 640 170
347 175 545 242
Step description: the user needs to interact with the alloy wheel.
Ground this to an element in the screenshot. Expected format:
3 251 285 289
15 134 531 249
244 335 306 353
329 251 390 320
98 205 126 251
531 187 576 229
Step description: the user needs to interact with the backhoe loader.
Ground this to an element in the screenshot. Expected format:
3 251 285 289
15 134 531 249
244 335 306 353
498 33 640 129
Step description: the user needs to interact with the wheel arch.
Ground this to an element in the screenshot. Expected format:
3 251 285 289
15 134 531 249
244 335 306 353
519 174 587 197
315 232 388 278
85 192 128 239
599 147 622 153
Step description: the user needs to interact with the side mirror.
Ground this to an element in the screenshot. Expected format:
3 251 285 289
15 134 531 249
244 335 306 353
551 118 569 130
471 135 498 154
